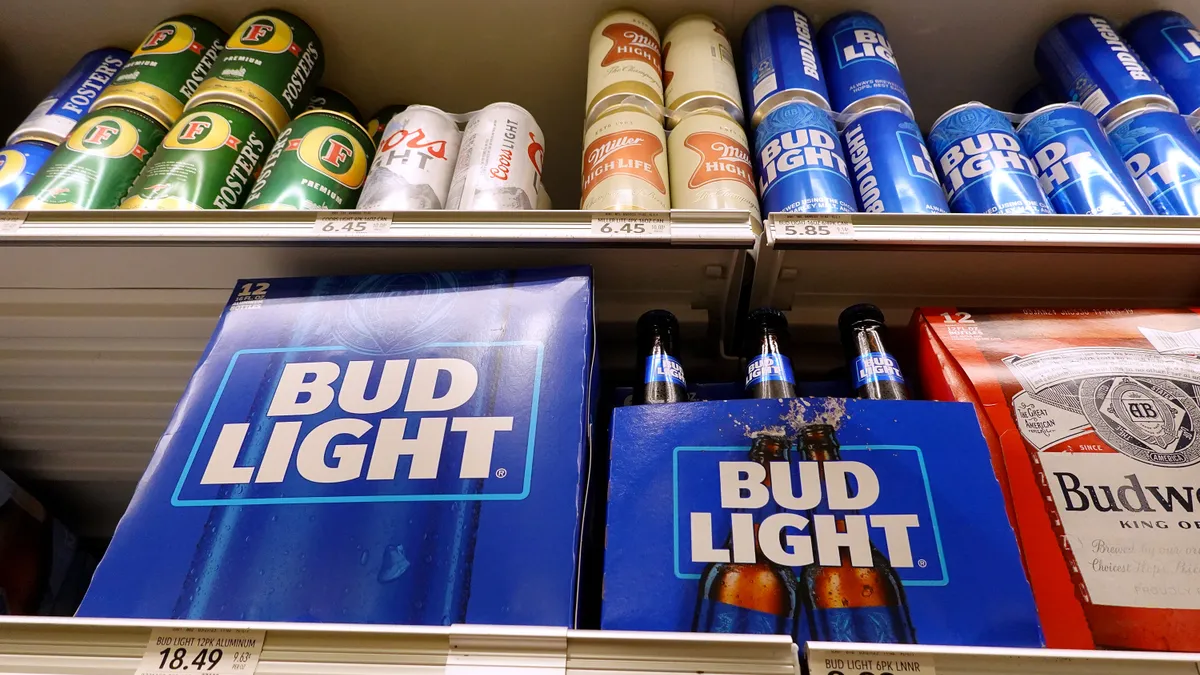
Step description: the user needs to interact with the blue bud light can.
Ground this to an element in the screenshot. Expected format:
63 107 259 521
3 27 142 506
1016 103 1153 215
1124 11 1200 123
1035 14 1176 127
1106 106 1200 215
0 141 55 209
741 6 830 127
754 101 856 214
8 47 130 147
1013 82 1061 115
928 102 1054 215
816 11 913 118
841 104 948 213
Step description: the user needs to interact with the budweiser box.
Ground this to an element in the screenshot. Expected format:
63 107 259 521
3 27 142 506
78 268 594 626
602 397 1043 647
915 308 1200 651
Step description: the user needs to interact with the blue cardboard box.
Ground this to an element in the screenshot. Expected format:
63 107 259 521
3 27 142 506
79 268 594 627
602 397 1043 647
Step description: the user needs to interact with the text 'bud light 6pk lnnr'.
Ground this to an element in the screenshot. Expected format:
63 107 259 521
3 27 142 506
77 268 595 626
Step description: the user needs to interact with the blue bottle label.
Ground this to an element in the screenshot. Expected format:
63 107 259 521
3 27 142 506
695 598 796 637
853 352 905 389
745 354 795 388
645 354 686 387
809 605 911 642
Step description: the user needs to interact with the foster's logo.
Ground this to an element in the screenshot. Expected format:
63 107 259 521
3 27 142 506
293 127 370 187
66 115 150 160
136 21 203 55
229 15 301 56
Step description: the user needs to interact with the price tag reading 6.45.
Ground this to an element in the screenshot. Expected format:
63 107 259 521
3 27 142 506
136 628 266 675
590 212 671 239
313 212 391 235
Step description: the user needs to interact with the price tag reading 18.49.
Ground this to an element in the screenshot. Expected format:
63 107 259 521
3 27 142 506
135 627 266 675
590 212 671 239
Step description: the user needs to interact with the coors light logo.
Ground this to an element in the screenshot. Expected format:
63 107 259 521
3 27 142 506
683 131 753 190
581 130 665 200
601 23 661 70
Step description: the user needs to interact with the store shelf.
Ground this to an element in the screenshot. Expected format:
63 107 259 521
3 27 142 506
805 642 1200 675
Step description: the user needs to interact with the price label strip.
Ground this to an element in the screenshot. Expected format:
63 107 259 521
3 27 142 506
0 211 27 233
773 214 854 239
136 627 266 675
313 212 392 235
807 648 935 675
590 212 671 239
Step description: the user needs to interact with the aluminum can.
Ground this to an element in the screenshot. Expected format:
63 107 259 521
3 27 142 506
1124 11 1200 123
121 102 272 210
1016 103 1152 216
8 48 130 146
841 104 948 214
304 87 361 123
366 104 409 147
1014 82 1061 115
586 9 664 121
928 102 1053 215
668 109 759 221
816 12 912 119
358 105 462 210
94 16 227 128
581 103 669 210
0 141 55 209
754 101 855 214
1035 14 1175 127
741 6 829 127
663 15 743 126
245 110 375 210
1106 106 1200 215
446 102 546 210
13 107 166 210
188 9 323 137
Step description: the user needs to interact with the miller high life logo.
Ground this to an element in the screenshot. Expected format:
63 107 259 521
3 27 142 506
600 23 662 71
164 112 241 151
581 129 665 201
135 21 203 55
66 116 149 160
228 15 302 56
683 131 753 190
291 126 369 187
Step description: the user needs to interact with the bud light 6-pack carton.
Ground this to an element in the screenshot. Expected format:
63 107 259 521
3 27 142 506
602 398 1043 647
78 268 594 626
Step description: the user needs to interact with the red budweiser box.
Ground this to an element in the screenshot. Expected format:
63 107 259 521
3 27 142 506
914 308 1200 651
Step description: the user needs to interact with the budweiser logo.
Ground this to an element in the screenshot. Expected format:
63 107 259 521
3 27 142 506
581 129 665 200
684 131 754 190
601 23 661 71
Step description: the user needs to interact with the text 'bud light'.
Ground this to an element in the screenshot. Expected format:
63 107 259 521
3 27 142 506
816 11 913 117
754 101 856 214
1124 11 1200 122
1106 106 1200 215
740 6 830 126
841 105 948 214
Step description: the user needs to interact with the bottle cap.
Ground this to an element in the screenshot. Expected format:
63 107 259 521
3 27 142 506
637 309 679 337
838 303 886 338
746 307 789 334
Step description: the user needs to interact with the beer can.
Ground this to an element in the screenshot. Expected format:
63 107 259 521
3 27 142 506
304 86 361 123
121 101 272 210
94 15 227 128
13 107 166 210
1106 106 1200 215
668 109 758 221
841 104 948 214
581 103 669 210
1014 81 1062 115
245 109 375 210
927 102 1054 215
1124 11 1200 123
1016 103 1153 215
586 9 664 122
358 105 462 210
0 141 55 209
188 9 324 137
366 104 409 147
1035 14 1176 127
753 100 856 214
446 102 546 210
816 11 914 119
663 15 743 127
8 48 131 146
741 6 830 127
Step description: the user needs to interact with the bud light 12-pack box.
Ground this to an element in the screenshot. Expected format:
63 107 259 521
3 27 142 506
915 308 1200 652
602 397 1044 647
78 268 595 626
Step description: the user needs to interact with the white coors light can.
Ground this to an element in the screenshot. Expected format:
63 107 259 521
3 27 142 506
581 102 669 210
358 105 463 210
667 109 759 223
446 102 546 210
663 15 744 128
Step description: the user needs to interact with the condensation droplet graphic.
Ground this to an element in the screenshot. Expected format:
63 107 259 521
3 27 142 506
378 544 410 583
359 550 369 565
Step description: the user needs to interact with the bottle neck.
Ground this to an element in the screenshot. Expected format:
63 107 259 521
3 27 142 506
746 332 795 399
847 324 908 401
636 334 687 404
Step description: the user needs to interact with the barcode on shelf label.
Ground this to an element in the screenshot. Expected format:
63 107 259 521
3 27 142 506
314 212 391 235
774 214 854 238
1140 326 1200 355
808 649 935 675
590 212 671 239
0 212 26 232
135 627 265 675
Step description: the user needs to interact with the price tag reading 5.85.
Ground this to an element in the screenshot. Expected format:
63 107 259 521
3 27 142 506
778 219 854 238
590 212 671 239
136 628 265 675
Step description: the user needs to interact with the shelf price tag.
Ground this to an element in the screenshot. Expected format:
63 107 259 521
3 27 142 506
590 212 671 239
807 649 935 675
773 213 854 239
0 211 27 232
136 627 266 675
314 212 391 235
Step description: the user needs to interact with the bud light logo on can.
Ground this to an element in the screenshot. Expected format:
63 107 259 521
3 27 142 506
854 352 905 389
816 12 911 115
1107 107 1200 216
1124 11 1200 118
745 353 794 389
842 107 947 214
646 354 686 387
754 101 855 214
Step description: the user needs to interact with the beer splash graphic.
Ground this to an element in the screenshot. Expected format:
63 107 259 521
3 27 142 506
728 398 851 440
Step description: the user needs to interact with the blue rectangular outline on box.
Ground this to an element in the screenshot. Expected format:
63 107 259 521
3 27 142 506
670 444 949 586
171 341 545 507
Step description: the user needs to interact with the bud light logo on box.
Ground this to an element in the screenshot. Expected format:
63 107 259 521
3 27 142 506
602 398 1044 647
78 268 594 627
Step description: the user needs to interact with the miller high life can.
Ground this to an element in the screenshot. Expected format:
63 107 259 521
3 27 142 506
915 307 1200 651
446 103 546 210
244 108 374 210
580 102 668 211
358 105 462 210
667 109 759 222
586 10 664 123
663 15 744 127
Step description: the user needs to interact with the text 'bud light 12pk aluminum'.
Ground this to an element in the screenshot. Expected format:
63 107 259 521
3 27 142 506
602 397 1044 647
77 268 595 626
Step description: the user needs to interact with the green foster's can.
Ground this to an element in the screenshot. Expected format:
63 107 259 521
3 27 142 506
122 101 273 210
305 86 361 123
187 8 323 137
94 15 228 128
12 107 166 209
366 103 407 147
244 109 374 210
